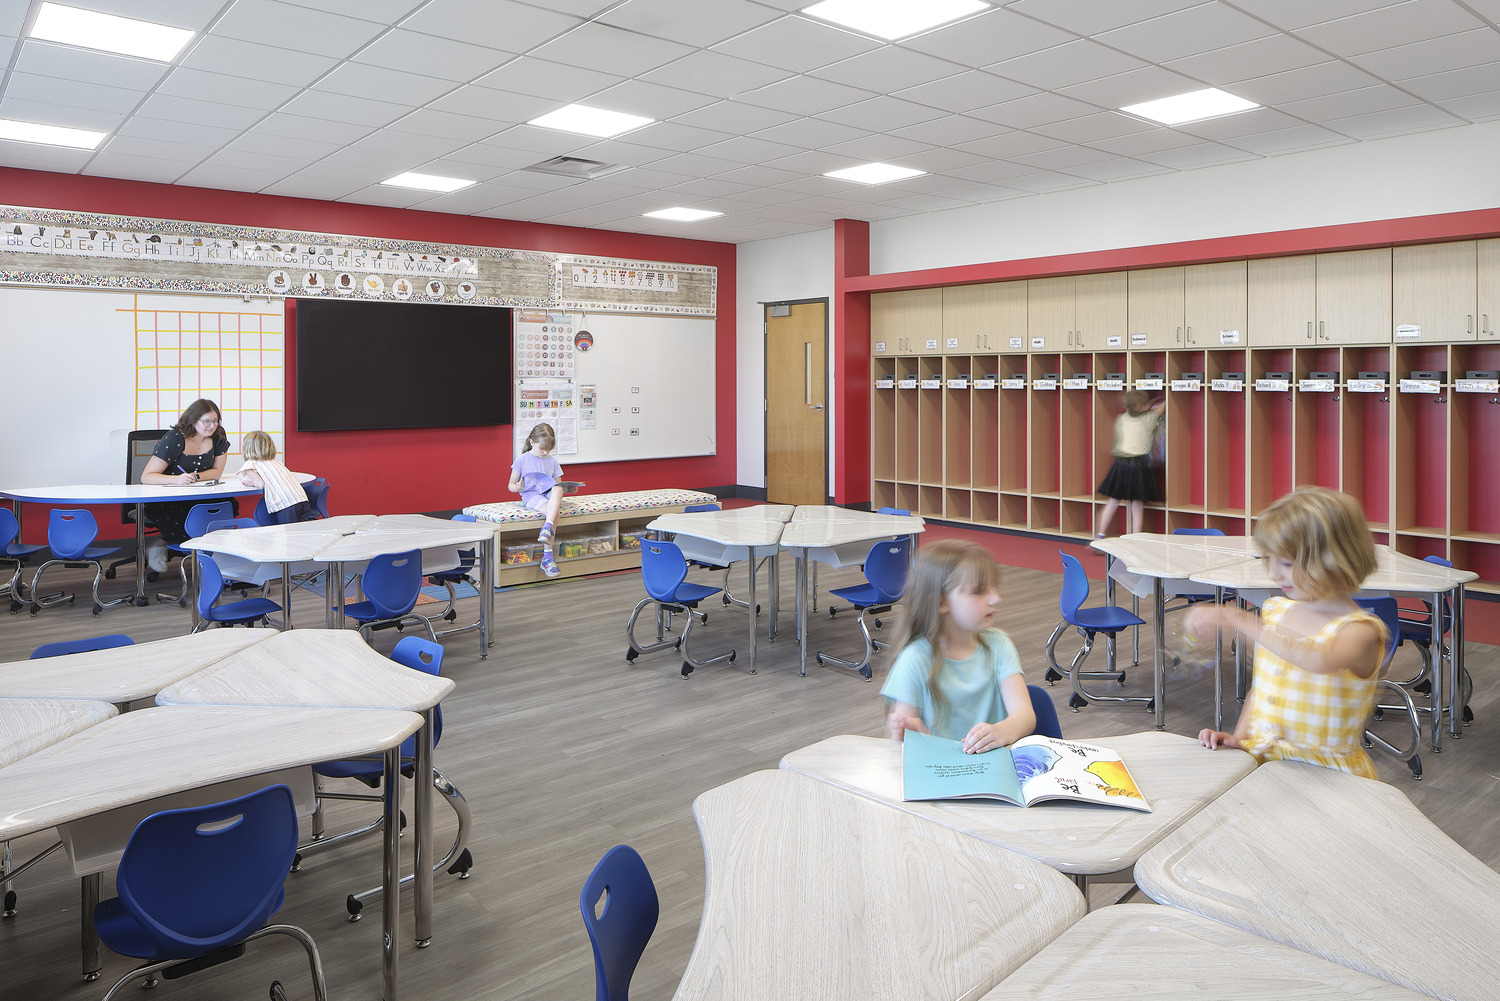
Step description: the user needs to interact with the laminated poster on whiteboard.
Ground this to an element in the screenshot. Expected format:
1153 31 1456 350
514 309 576 378
515 381 578 457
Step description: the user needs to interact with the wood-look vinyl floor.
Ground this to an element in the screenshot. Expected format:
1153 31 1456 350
1 545 1496 1001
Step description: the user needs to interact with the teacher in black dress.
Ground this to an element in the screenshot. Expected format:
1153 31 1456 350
139 398 231 572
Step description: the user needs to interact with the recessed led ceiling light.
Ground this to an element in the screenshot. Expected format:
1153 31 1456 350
0 117 106 149
801 0 990 41
528 104 654 138
1120 88 1259 126
381 171 475 193
643 207 723 222
30 2 194 61
824 163 926 185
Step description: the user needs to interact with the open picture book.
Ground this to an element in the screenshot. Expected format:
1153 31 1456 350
902 730 1151 812
524 473 585 495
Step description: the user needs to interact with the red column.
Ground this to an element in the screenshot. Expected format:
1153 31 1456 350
833 219 871 506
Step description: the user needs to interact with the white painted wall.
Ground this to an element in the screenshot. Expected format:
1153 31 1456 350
735 120 1500 491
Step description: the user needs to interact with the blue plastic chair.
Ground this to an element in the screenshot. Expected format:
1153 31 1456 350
193 552 282 631
28 509 122 617
252 497 277 527
30 634 134 659
580 844 659 1001
1044 551 1148 713
205 517 260 533
92 784 328 1001
625 540 736 678
302 637 472 920
158 501 236 605
304 478 330 519
343 549 436 644
1 506 46 611
1355 596 1423 780
816 535 914 680
1028 684 1063 739
820 507 913 616
1389 556 1472 725
426 514 479 622
679 502 759 613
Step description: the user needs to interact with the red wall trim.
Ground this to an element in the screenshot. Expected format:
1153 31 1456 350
833 219 871 506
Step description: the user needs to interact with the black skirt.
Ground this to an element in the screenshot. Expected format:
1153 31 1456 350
1098 454 1161 503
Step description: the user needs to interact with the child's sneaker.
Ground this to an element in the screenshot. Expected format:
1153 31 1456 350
540 552 560 577
145 540 169 572
537 521 554 545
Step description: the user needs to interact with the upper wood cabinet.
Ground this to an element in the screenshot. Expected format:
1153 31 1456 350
1029 273 1125 352
1480 239 1500 340
872 288 942 356
1026 276 1073 353
1393 242 1477 343
942 281 1026 353
1184 261 1248 348
1127 267 1185 350
1248 250 1390 346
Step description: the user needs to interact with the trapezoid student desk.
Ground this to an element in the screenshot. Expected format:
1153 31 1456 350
0 475 314 608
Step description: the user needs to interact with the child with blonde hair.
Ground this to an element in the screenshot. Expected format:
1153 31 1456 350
1095 390 1164 539
235 430 310 524
508 423 568 577
1188 486 1385 777
881 539 1036 753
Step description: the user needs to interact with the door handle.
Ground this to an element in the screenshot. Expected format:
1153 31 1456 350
805 342 823 411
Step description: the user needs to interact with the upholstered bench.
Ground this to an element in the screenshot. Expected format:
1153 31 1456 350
464 488 718 585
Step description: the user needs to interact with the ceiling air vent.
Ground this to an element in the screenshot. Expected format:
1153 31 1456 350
523 156 627 180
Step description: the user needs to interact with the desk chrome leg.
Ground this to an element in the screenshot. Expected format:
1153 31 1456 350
747 554 758 674
81 873 101 981
281 562 293 629
1212 586 1225 732
382 745 400 1001
768 552 780 641
1430 588 1444 753
480 537 494 656
334 561 347 630
415 708 435 946
1152 579 1165 730
796 550 808 677
1451 585 1465 736
133 503 149 606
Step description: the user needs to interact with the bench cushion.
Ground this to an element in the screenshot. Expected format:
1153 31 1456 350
464 488 718 525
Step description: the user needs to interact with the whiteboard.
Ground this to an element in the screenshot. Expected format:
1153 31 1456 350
513 311 715 465
0 286 285 487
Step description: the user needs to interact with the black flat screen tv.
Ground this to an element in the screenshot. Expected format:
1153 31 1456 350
295 298 511 431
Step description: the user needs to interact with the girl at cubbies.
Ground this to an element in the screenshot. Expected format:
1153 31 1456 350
882 539 1037 752
1188 486 1385 778
235 430 310 524
1094 390 1164 539
508 422 567 578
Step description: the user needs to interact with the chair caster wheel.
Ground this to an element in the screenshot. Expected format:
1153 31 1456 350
346 895 363 921
146 570 159 583
626 647 639 663
448 848 473 876
4 888 16 915
83 971 101 982
1373 710 1384 721
723 595 731 606
860 665 872 681
135 595 150 607
681 662 694 678
728 651 736 665
673 637 682 651
1044 669 1061 684
874 618 884 630
69 595 76 605
1463 706 1474 724
9 600 21 613
828 608 838 618
104 568 115 579
1116 673 1127 686
1145 699 1155 714
1068 694 1087 711
1413 680 1432 696
91 605 103 616
443 610 456 622
291 852 302 872
270 980 289 1001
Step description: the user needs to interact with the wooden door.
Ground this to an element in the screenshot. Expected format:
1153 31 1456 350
1315 248 1391 345
766 301 827 506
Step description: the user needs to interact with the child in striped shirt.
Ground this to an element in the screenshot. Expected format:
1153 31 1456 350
1187 487 1386 778
235 431 311 524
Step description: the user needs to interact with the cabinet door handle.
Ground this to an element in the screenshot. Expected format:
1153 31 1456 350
1319 320 1325 340
1076 329 1083 347
1484 313 1491 335
1307 321 1313 340
1468 314 1474 334
1176 326 1181 343
1186 325 1192 344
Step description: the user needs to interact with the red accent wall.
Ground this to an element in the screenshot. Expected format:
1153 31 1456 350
833 219 870 506
2 167 736 519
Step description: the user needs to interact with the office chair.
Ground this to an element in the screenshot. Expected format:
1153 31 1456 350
92 784 329 1001
192 552 282 631
343 549 437 645
298 637 472 922
426 514 479 622
626 540 736 678
1 507 46 612
1355 597 1423 780
104 429 169 584
815 534 913 680
28 509 124 617
156 501 235 606
580 844 658 1001
1028 684 1064 740
1045 551 1149 713
2 635 136 919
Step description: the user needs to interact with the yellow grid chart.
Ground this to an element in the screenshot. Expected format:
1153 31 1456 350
130 293 286 461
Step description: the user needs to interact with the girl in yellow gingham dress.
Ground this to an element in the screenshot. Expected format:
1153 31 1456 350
1188 487 1387 779
1238 597 1385 778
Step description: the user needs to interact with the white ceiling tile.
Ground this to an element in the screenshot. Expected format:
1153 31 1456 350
998 170 1100 193
226 131 342 160
596 0 783 48
100 135 215 163
762 150 862 176
1010 144 1122 170
968 92 1102 130
1133 141 1259 168
353 130 468 160
1231 61 1385 107
641 51 793 99
1226 0 1404 32
404 186 523 214
737 74 876 116
671 100 799 134
83 152 190 184
610 120 737 153
337 183 439 208
1081 127 1203 156
0 96 123 132
749 116 868 149
953 130 1070 159
1279 85 1420 122
154 68 300 112
178 36 337 88
386 109 502 143
1350 28 1500 82
893 71 1037 115
710 15 882 74
889 114 1009 147
1401 63 1500 103
399 0 584 49
352 30 515 82
258 177 365 201
409 157 510 183
1163 34 1330 87
531 21 694 78
436 143 550 171
315 63 456 106
585 79 720 120
809 46 967 94
252 113 373 145
428 86 551 125
0 6 24 33
276 0 416 21
479 123 595 156
135 93 267 130
901 7 1074 63
1094 3 1276 62
1030 112 1156 144
708 162 809 186
75 0 225 30
1321 104 1464 139
1176 107 1308 141
656 175 755 198
986 39 1147 90
319 146 427 172
204 148 310 175
210 0 387 59
0 142 93 172
819 133 933 162
887 147 992 172
472 57 624 103
562 138 673 168
1004 0 1205 36
1294 0 1487 57
632 150 748 177
6 73 144 115
176 162 292 192
695 134 805 165
1057 65 1207 108
14 39 169 91
1435 90 1500 122
118 117 240 147
1060 158 1173 182
277 90 408 129
815 96 947 133
1221 124 1354 155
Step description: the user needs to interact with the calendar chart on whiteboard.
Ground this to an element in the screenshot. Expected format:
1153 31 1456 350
512 310 714 464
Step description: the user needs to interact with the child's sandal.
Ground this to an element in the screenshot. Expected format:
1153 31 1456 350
540 552 560 577
538 522 554 545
